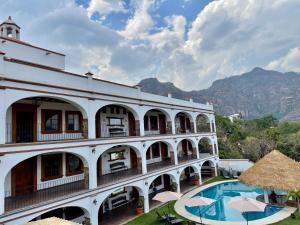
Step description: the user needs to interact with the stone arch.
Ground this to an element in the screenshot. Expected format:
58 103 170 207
200 160 217 181
13 198 90 225
176 138 197 163
5 94 89 143
198 136 214 155
179 165 200 192
3 150 89 212
174 111 194 134
142 107 172 135
94 103 140 138
96 144 143 186
195 113 211 133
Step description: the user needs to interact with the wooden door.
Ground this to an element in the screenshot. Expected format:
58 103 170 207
159 114 166 134
130 148 138 168
11 157 36 196
12 103 37 143
160 142 168 160
128 111 136 136
179 115 186 133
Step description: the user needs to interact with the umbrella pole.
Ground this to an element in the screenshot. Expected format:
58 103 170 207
246 212 248 225
198 206 203 224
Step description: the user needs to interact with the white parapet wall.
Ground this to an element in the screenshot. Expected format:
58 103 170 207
219 159 254 172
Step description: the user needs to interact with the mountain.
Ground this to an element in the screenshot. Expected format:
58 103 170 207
138 68 300 121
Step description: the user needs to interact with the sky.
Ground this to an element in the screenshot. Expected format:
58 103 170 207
0 0 300 90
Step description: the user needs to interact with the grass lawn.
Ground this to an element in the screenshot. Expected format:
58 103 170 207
125 176 300 225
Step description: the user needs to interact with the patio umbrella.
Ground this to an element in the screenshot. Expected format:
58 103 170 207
228 197 267 225
153 191 182 215
183 196 215 224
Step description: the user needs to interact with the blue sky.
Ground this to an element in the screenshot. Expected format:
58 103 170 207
0 0 299 90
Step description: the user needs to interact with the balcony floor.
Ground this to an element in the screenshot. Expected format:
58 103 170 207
147 160 174 173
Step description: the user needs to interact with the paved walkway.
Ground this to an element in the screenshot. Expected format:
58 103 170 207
174 180 296 225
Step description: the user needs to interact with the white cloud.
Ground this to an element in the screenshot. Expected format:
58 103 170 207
87 0 127 17
0 0 300 91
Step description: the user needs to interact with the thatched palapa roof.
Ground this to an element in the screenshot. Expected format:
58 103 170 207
23 217 80 225
239 150 300 191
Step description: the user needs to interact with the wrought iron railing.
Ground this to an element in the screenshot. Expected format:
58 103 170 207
5 176 87 212
147 160 173 172
178 155 197 163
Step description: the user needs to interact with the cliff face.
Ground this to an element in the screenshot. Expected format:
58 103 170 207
138 68 300 120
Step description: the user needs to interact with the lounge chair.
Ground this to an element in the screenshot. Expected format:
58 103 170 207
156 211 176 221
232 170 239 179
222 170 230 179
165 216 184 225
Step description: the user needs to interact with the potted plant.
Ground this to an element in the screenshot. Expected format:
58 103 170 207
170 182 177 192
192 174 200 186
136 196 144 215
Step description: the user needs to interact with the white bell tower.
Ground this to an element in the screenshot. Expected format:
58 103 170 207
0 16 20 40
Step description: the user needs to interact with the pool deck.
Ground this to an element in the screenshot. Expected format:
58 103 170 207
174 180 296 225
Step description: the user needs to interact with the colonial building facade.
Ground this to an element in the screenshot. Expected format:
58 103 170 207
0 17 219 225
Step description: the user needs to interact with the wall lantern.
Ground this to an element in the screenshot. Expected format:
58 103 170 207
93 199 97 205
143 142 146 147
92 148 96 154
145 181 148 186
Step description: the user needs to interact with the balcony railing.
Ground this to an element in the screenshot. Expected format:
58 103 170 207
6 123 84 144
5 176 87 212
178 155 198 163
98 168 141 187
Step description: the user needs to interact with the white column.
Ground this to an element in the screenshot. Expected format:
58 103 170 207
264 190 269 204
139 119 145 136
88 101 96 139
142 154 147 174
90 201 99 225
176 177 181 194
196 143 200 159
209 121 213 133
212 143 216 155
194 119 197 133
144 193 150 213
89 156 97 189
0 89 6 144
0 175 4 215
171 120 176 134
198 171 202 185
173 149 178 165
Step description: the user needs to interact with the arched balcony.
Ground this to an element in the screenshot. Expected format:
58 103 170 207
5 96 87 144
201 161 217 182
175 112 194 134
196 114 211 133
179 166 200 193
99 186 145 224
97 145 142 187
177 139 197 163
143 109 172 136
95 104 139 138
198 137 214 158
30 206 89 224
148 174 178 209
4 152 88 212
146 142 174 172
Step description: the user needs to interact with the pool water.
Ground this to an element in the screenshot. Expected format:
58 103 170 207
185 182 283 222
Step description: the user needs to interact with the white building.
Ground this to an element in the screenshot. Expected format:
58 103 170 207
0 17 219 225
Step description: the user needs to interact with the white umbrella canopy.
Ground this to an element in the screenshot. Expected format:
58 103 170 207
183 196 215 207
153 191 183 203
228 197 267 212
228 197 267 225
183 196 216 224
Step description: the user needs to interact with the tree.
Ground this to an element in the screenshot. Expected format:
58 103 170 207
288 190 300 215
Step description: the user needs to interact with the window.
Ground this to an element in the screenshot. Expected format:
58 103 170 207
152 143 160 158
109 151 125 161
144 115 149 131
66 111 81 132
42 110 62 133
150 116 158 130
108 117 123 126
186 118 191 130
66 154 83 176
41 154 62 181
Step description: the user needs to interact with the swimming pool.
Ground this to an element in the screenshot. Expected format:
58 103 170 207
185 181 283 222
